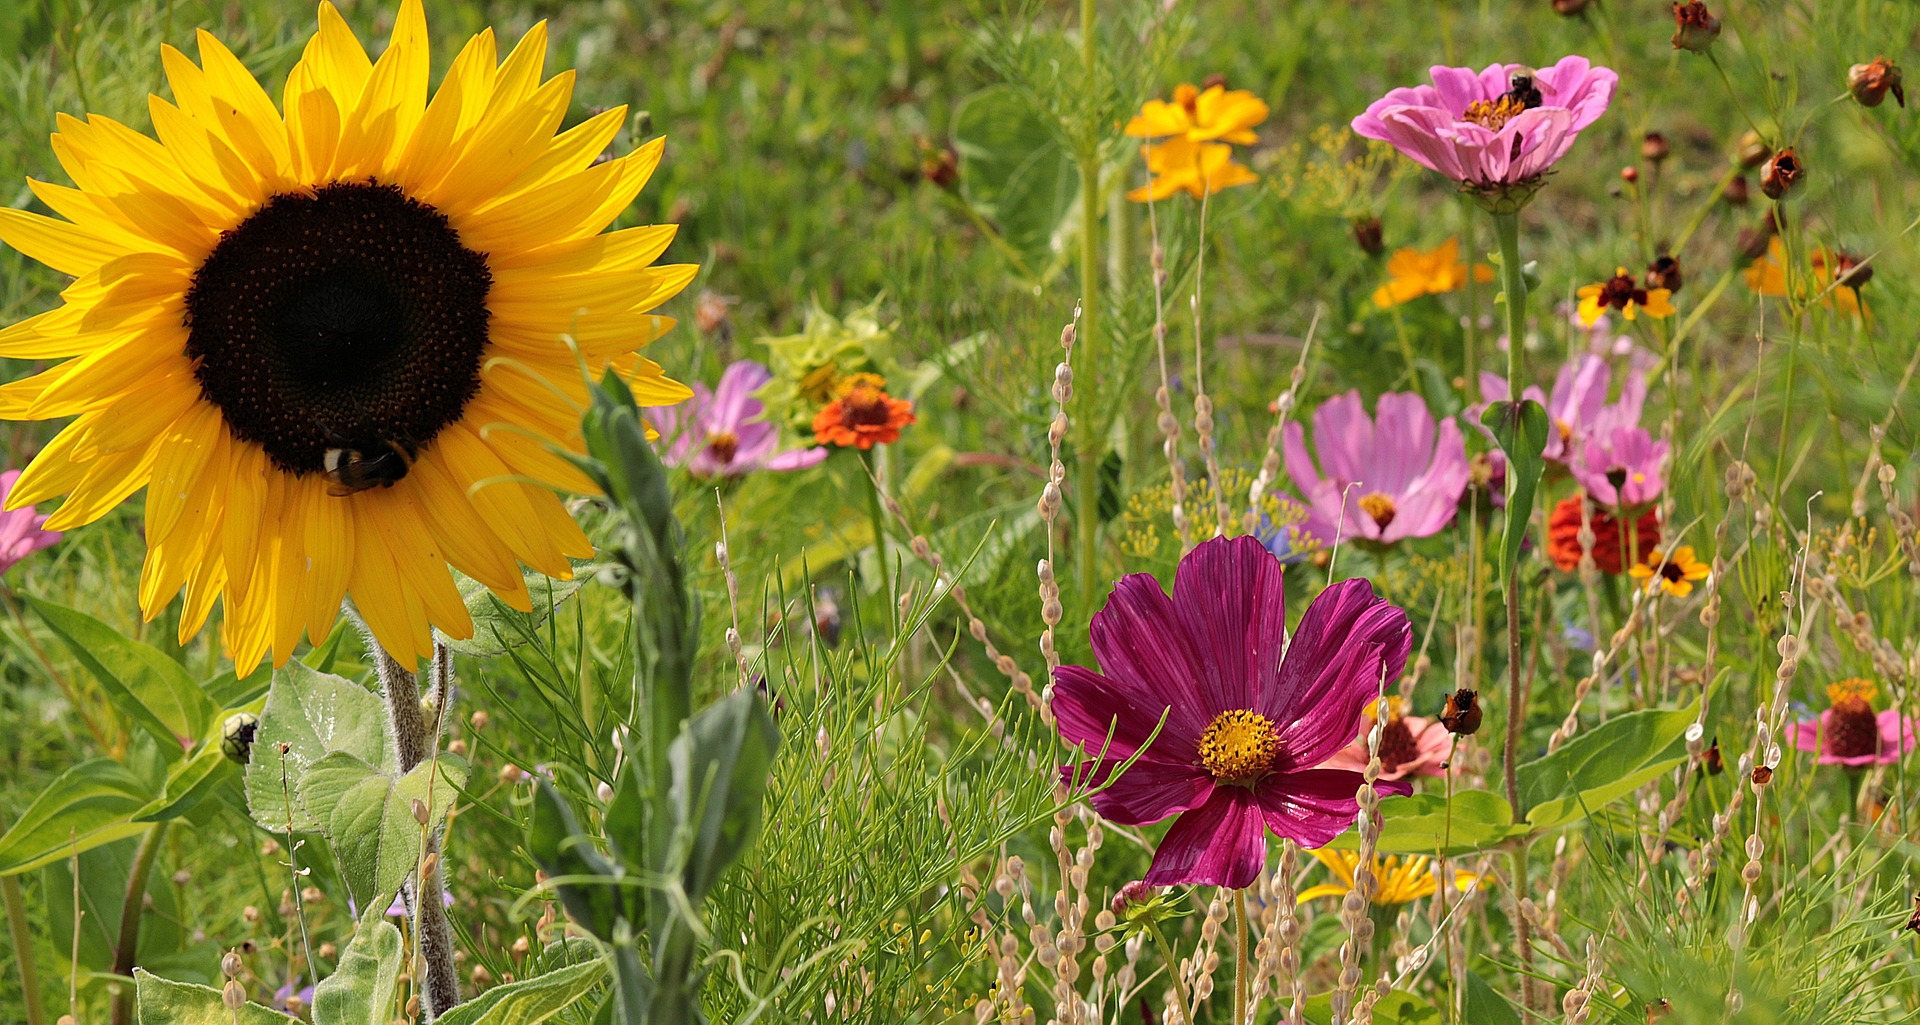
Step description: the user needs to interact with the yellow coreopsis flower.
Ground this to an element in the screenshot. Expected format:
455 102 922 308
1743 238 1867 317
1125 83 1270 145
1628 546 1710 597
1575 267 1676 326
1371 238 1494 308
0 1 696 671
1297 849 1482 906
1127 137 1259 202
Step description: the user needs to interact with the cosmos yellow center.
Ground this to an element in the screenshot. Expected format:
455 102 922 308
1359 491 1397 530
1198 709 1279 782
1461 96 1528 130
706 431 740 464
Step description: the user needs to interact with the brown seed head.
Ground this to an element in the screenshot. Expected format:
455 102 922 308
1760 148 1802 200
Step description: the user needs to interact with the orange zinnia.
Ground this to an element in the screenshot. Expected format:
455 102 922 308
812 373 915 450
1546 495 1659 575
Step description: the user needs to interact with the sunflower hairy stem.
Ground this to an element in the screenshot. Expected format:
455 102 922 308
108 821 170 1025
372 643 461 1020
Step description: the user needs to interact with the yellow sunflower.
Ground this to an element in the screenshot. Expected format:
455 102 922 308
1297 849 1482 906
0 1 695 673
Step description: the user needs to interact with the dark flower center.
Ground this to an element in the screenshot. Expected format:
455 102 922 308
1377 716 1420 773
1826 696 1880 761
842 387 895 426
184 181 492 475
1595 271 1651 311
1659 559 1689 583
706 431 740 464
1358 491 1398 530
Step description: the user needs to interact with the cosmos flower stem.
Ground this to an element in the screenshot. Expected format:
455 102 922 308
1144 917 1198 1025
1461 197 1482 386
2 866 43 1025
108 821 171 1025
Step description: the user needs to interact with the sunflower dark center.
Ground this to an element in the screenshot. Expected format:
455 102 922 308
183 181 491 475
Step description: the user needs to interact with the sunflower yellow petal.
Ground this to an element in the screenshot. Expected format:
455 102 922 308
303 2 373 107
143 402 226 549
333 0 428 180
283 64 343 183
417 71 574 213
299 479 354 646
0 207 132 276
1294 884 1351 904
391 28 499 192
408 453 528 594
43 440 159 532
489 223 677 275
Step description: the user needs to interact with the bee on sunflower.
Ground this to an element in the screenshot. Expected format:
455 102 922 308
0 1 695 672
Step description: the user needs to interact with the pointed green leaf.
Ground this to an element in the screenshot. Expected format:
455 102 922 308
430 960 607 1025
1518 706 1695 830
310 916 402 1025
244 662 393 833
298 751 465 906
25 596 211 758
134 969 290 1025
669 688 781 903
1324 789 1522 856
0 758 155 875
527 779 625 943
1480 398 1550 589
134 744 237 823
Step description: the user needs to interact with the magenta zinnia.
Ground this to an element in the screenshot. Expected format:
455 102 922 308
1054 536 1414 888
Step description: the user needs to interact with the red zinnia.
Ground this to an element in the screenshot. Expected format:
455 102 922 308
811 373 916 450
1546 495 1659 574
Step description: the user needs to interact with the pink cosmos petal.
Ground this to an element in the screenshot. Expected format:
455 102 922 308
1506 108 1576 181
708 360 773 428
766 447 829 471
1053 664 1188 761
0 470 59 575
1264 579 1411 770
1169 535 1288 715
1255 769 1414 848
1312 391 1373 485
1369 393 1437 495
1533 55 1618 133
1877 709 1918 761
1789 709 1920 766
1087 573 1216 750
1317 715 1455 780
643 360 823 478
1572 426 1667 507
1061 755 1215 826
1143 787 1268 889
1381 419 1467 542
1287 391 1466 544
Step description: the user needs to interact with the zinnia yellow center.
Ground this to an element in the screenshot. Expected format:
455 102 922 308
1199 709 1279 782
1359 491 1398 530
1461 96 1529 130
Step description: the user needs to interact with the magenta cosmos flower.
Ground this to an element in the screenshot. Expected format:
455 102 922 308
1284 391 1468 545
1571 425 1666 508
0 470 60 575
1475 353 1647 464
1352 56 1617 191
647 361 826 478
1789 678 1918 768
1054 536 1414 888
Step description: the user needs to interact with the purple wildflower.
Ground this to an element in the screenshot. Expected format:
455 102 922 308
1571 425 1667 509
1053 536 1414 889
647 361 827 478
0 470 60 575
1473 353 1647 464
1283 391 1469 545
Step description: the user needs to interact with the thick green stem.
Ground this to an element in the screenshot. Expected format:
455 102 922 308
860 449 894 633
1073 0 1103 615
3 873 45 1025
108 821 171 1025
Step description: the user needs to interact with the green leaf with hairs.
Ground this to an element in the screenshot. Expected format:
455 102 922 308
299 751 465 908
244 661 393 834
133 969 289 1025
431 960 608 1025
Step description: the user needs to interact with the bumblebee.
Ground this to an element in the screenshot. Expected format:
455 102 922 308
321 439 417 496
1503 71 1544 110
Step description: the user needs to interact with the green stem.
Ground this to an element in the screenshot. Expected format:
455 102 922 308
1233 889 1250 1025
109 821 171 1025
1489 208 1528 826
1461 198 1480 387
860 449 894 634
1144 919 1198 1025
3 873 45 1025
1073 0 1103 616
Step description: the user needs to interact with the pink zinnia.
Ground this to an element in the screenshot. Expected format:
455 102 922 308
1054 536 1414 888
1318 699 1453 782
1788 678 1917 768
1284 391 1468 545
647 361 827 478
1571 425 1666 509
1352 56 1617 190
1474 353 1647 464
0 470 60 575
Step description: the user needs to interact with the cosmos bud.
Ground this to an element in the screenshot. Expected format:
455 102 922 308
1671 2 1722 53
1760 148 1802 200
1620 165 1639 183
1351 216 1384 257
1849 56 1905 108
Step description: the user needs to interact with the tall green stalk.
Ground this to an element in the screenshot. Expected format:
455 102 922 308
3 872 44 1025
1072 0 1103 614
109 821 171 1025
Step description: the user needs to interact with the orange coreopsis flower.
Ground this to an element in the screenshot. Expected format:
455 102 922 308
1629 545 1711 597
812 373 916 449
1743 238 1867 317
1126 83 1270 145
1372 238 1495 308
1127 137 1259 202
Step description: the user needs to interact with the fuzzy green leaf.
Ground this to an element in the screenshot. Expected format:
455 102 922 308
133 969 290 1025
244 662 393 833
299 751 465 906
310 916 402 1025
431 959 608 1025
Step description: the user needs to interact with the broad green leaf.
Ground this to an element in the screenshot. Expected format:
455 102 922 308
244 661 393 833
1462 968 1522 1025
134 744 237 823
1480 398 1549 589
203 664 272 711
310 916 402 1025
0 758 155 875
45 836 186 973
431 960 608 1025
26 596 212 758
1325 789 1522 856
133 969 290 1025
669 688 782 903
1518 706 1695 830
952 84 1078 285
299 751 466 905
1300 988 1441 1025
446 571 588 657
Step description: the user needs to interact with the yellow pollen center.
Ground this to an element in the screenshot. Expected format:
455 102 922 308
1358 491 1397 530
1199 709 1280 782
1827 677 1878 710
1554 418 1573 442
1462 96 1528 130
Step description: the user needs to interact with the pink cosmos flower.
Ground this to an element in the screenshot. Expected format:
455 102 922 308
1352 56 1618 190
1054 536 1414 889
1317 699 1453 781
647 361 827 478
1284 391 1469 545
1788 679 1917 767
1571 425 1667 508
0 470 60 575
1474 353 1648 464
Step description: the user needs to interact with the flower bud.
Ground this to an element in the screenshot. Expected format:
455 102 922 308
1760 149 1802 200
1552 0 1592 12
223 980 247 1011
1672 2 1722 53
1641 132 1671 163
1646 254 1683 294
1620 165 1639 183
1351 216 1384 257
221 950 243 979
1723 174 1750 206
1737 131 1771 168
1849 57 1905 108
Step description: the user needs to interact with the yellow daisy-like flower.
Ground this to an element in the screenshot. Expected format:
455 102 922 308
1575 267 1676 326
1297 849 1482 906
1124 83 1270 145
1371 238 1494 308
1628 545 1710 597
0 1 695 673
1743 238 1867 318
1126 137 1259 203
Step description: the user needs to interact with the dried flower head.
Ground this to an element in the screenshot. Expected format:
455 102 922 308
1760 148 1803 200
1671 2 1722 53
1849 57 1906 108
